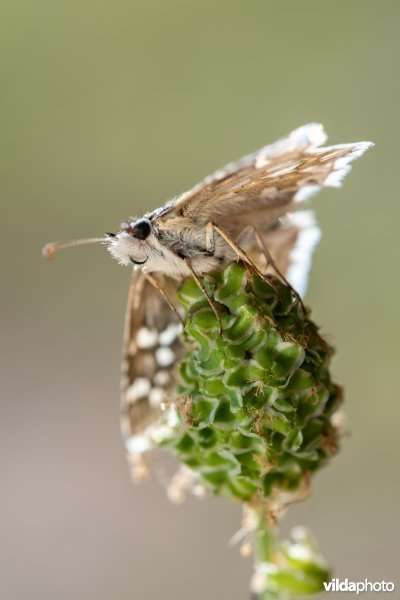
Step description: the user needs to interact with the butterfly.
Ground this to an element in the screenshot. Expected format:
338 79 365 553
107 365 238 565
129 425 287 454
43 123 373 480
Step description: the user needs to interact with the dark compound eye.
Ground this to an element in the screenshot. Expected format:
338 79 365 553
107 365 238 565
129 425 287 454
131 220 151 240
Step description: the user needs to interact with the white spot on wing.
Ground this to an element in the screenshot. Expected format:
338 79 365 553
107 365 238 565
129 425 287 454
294 122 327 147
325 166 351 188
154 370 171 386
255 123 327 169
255 156 270 169
126 377 151 402
149 387 164 407
156 347 176 367
124 405 179 454
158 323 183 346
294 184 320 203
125 434 152 454
137 327 158 348
285 211 321 298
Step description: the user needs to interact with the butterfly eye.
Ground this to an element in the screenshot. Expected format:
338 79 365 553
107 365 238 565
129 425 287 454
131 220 151 240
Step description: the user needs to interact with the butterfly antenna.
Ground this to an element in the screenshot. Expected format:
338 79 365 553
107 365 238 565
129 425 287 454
42 237 108 260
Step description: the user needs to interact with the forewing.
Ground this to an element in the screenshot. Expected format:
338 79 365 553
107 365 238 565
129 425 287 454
158 123 372 233
160 123 326 216
120 269 183 479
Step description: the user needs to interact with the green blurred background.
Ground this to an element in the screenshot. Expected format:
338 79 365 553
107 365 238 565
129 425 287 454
1 1 398 598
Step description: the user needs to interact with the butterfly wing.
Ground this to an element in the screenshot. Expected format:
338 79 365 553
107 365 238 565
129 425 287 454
160 123 372 229
156 123 372 294
159 123 327 219
120 269 183 480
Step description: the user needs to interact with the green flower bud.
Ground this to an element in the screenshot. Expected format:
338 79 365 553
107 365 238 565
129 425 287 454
166 262 341 504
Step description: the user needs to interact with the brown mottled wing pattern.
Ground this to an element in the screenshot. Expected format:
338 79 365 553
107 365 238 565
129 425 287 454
161 123 328 222
120 269 183 479
158 123 372 293
160 123 372 232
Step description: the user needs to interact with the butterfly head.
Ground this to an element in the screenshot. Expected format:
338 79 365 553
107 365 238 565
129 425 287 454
105 218 154 267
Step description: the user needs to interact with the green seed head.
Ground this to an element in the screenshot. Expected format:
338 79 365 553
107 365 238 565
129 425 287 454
166 261 342 504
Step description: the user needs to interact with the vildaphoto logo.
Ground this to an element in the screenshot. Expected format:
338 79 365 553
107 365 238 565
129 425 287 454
323 578 395 594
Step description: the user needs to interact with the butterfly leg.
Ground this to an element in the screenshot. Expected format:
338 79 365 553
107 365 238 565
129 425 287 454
142 271 184 325
211 223 276 289
184 259 223 334
205 221 216 254
235 224 308 314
